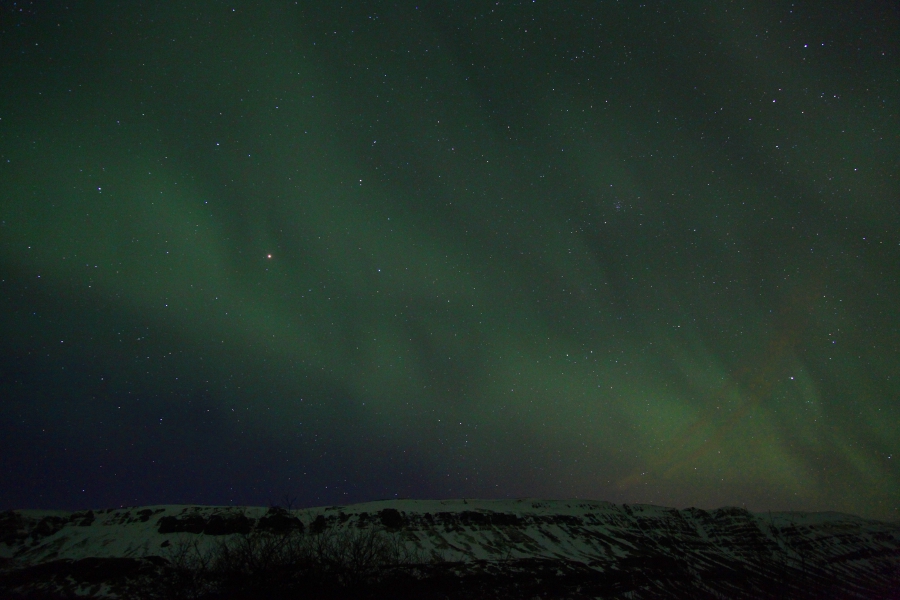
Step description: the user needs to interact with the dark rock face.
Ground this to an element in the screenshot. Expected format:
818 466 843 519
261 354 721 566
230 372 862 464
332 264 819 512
133 509 156 523
257 507 304 534
157 513 253 535
72 511 94 527
97 508 166 526
202 514 252 536
379 508 404 530
309 514 328 534
31 517 68 541
0 512 30 547
157 514 206 534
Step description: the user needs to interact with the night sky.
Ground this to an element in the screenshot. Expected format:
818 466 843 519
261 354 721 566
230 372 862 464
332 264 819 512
1 1 898 521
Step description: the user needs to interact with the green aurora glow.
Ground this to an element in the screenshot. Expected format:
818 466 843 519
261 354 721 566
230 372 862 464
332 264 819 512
1 1 897 519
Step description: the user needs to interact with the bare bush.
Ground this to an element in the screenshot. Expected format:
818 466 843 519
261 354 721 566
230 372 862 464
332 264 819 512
310 526 424 587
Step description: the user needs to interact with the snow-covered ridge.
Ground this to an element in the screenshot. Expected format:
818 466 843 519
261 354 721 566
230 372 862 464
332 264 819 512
2 499 899 598
2 498 896 565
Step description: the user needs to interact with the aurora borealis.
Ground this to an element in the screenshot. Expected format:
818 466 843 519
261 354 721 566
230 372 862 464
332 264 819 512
1 1 897 520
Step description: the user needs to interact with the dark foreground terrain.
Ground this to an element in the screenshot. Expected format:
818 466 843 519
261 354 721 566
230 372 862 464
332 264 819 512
2 499 899 599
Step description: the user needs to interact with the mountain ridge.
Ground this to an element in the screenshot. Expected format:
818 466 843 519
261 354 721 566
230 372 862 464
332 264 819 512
2 498 899 599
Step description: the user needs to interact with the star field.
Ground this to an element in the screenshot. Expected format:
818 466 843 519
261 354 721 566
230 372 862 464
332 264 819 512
0 1 897 520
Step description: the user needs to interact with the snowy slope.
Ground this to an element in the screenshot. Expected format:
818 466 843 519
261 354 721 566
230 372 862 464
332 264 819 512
2 499 899 598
